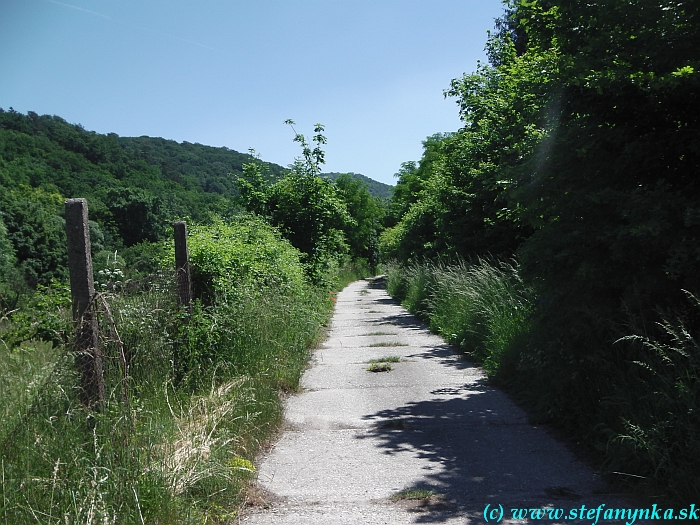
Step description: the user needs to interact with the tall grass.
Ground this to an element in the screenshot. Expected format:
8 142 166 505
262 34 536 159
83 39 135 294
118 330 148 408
384 259 532 375
0 270 332 523
0 339 59 445
606 291 700 501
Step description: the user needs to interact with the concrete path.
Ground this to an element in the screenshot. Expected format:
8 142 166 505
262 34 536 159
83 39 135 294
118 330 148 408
240 278 653 525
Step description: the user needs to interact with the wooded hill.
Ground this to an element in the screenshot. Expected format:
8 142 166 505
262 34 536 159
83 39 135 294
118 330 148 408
0 109 388 289
321 172 393 200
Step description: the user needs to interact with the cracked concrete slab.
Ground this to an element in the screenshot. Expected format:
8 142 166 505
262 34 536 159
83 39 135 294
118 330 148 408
240 278 656 525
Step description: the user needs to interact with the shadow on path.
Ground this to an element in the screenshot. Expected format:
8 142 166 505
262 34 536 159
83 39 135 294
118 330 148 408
354 280 631 524
371 312 428 331
357 386 624 524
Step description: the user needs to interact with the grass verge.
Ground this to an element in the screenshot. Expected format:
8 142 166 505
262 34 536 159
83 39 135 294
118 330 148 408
0 277 333 524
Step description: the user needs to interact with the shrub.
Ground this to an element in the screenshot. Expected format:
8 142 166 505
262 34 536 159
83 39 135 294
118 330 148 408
182 215 307 304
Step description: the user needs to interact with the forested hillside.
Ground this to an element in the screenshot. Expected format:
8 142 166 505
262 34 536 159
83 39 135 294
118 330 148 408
0 109 386 293
0 112 385 522
322 171 393 200
381 0 699 502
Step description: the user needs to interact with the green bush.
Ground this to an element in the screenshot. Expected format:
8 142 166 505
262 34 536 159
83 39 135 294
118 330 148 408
0 280 72 349
172 216 330 386
0 215 335 523
183 216 307 304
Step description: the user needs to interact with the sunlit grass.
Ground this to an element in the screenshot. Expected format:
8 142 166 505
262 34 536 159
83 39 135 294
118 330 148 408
0 274 332 524
0 339 60 444
384 259 532 375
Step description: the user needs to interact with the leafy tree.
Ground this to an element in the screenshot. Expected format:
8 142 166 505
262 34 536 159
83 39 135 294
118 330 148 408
325 173 383 266
383 3 700 495
236 150 270 217
236 122 354 284
267 172 352 281
104 187 166 247
0 185 67 287
504 0 700 312
283 120 327 177
381 124 533 261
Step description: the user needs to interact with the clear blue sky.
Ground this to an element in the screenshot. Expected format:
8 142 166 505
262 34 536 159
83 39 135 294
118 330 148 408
1 0 505 185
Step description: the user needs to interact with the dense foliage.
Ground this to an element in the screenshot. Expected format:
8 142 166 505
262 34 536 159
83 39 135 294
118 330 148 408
0 216 337 523
382 0 699 502
0 109 386 297
0 108 383 522
236 122 386 283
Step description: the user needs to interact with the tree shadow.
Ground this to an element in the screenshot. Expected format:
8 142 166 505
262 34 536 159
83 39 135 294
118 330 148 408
365 275 388 289
370 312 427 331
367 308 474 371
403 342 474 372
374 296 403 305
350 277 645 523
357 386 640 523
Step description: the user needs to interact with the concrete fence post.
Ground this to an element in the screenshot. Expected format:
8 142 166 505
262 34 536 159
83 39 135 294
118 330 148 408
174 221 192 309
65 198 104 408
173 221 192 382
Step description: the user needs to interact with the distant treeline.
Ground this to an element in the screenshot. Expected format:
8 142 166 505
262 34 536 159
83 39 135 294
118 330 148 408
0 108 389 292
321 172 392 200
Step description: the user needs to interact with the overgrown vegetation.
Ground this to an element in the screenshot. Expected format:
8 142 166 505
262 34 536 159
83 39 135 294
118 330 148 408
385 259 532 376
384 259 700 502
0 216 335 523
4 0 699 509
0 115 381 522
0 109 386 291
236 121 384 284
380 0 699 503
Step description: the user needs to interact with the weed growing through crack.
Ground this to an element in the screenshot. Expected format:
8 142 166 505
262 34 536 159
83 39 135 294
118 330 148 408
360 331 398 336
391 488 443 501
367 362 392 372
367 356 402 364
366 356 402 372
368 342 408 347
